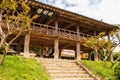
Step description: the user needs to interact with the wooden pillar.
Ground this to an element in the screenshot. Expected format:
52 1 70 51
54 20 59 59
107 33 110 40
94 31 99 61
24 32 30 57
75 26 81 60
88 53 91 60
16 41 22 54
94 31 96 37
55 20 58 34
54 38 59 59
59 48 62 58
77 26 80 38
76 42 81 60
40 46 44 57
77 26 80 33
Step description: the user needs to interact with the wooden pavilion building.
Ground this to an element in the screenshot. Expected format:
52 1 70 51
12 0 117 60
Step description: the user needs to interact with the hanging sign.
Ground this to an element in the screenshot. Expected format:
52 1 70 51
35 7 57 18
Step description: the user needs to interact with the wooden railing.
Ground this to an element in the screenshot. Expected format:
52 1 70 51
31 22 92 40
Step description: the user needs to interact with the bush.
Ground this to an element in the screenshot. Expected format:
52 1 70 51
90 51 94 61
30 45 41 56
113 52 120 61
114 62 120 80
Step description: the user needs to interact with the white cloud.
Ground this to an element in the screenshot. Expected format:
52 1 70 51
37 0 120 24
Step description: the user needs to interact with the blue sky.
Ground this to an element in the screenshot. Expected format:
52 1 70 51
36 0 120 24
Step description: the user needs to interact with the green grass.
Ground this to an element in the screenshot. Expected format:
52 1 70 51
80 60 115 80
0 55 50 80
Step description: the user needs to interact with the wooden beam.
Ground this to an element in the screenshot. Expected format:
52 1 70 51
45 17 55 25
62 43 71 49
58 17 78 25
58 17 95 30
63 24 75 29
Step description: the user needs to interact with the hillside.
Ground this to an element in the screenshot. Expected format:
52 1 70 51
0 55 50 80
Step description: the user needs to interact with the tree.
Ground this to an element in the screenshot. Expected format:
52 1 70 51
114 62 120 80
0 0 31 65
83 31 120 68
83 37 99 61
109 28 120 68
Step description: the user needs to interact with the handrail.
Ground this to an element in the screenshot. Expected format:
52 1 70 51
31 22 92 40
0 19 91 40
1 19 92 40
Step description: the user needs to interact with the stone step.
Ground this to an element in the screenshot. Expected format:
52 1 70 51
45 66 81 69
50 74 90 78
42 64 79 67
39 58 75 62
41 62 76 64
48 70 86 74
47 69 84 72
52 78 94 80
42 63 78 67
38 58 96 80
39 59 75 62
45 67 83 70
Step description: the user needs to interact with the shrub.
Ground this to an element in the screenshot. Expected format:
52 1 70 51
113 52 120 61
114 62 120 80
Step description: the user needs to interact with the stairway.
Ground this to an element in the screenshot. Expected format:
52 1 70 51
39 58 95 80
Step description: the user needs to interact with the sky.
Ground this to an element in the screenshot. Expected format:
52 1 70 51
36 0 120 52
36 0 120 25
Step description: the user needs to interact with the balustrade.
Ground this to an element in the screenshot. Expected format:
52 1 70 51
31 22 92 40
1 20 92 40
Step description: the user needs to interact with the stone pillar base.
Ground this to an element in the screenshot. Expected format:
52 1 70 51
23 53 30 58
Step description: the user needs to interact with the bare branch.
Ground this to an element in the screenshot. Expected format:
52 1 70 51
8 29 22 45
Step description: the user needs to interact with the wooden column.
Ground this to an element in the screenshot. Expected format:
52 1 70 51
59 48 62 58
24 32 30 57
94 31 96 37
40 46 44 57
88 53 91 60
94 31 99 61
76 42 81 60
77 26 80 39
54 20 59 59
54 38 59 59
77 26 80 34
75 26 81 60
16 40 22 54
55 20 58 33
107 33 110 40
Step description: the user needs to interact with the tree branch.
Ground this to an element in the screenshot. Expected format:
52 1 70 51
8 29 22 45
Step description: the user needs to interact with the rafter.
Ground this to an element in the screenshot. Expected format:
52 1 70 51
45 17 55 25
58 17 95 29
63 24 75 29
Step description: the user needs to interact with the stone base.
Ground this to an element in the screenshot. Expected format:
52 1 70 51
23 53 30 58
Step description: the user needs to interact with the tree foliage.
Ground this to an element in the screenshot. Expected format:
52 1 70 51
83 30 120 68
114 62 120 80
0 0 31 65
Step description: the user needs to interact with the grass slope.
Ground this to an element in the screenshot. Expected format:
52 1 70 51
0 55 50 80
81 60 114 80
